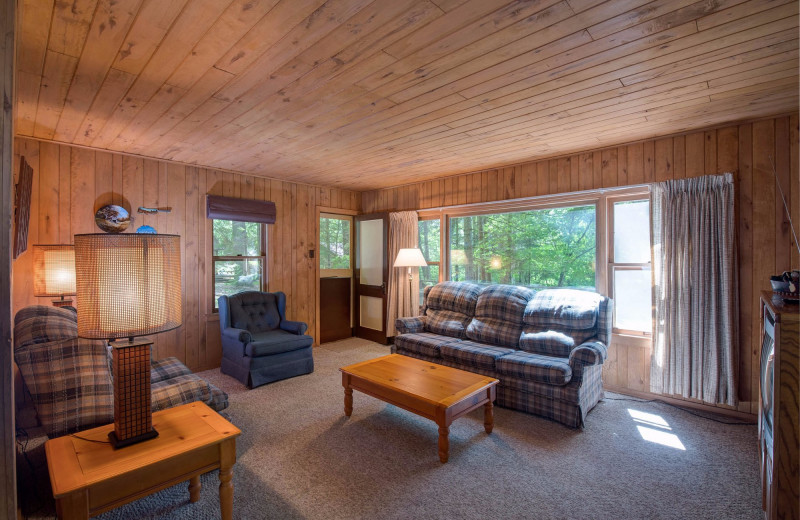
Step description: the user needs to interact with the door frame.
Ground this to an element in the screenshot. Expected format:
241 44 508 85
315 206 358 346
354 212 389 344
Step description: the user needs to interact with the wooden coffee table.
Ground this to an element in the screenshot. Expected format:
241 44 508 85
340 354 498 463
45 402 240 519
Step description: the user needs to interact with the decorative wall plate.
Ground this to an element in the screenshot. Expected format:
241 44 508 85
95 205 130 233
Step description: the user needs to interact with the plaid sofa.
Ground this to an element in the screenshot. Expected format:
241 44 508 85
13 305 228 438
394 284 613 429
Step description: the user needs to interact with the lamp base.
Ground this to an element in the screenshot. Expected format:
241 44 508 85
51 297 73 308
108 428 159 449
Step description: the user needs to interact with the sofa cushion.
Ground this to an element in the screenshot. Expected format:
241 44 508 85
425 309 471 338
466 318 524 347
151 373 212 412
524 289 602 329
519 331 575 357
426 281 481 315
151 356 193 383
14 338 114 438
394 332 460 359
245 330 313 357
496 352 572 385
229 292 282 333
14 310 78 350
465 285 534 347
440 340 515 373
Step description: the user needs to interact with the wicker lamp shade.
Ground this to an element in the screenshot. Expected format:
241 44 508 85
74 233 182 340
33 245 76 297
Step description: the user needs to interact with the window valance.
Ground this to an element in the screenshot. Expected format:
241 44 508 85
206 195 276 224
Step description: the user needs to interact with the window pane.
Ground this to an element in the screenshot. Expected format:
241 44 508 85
418 219 440 262
419 264 439 304
614 200 650 263
449 205 596 290
214 259 263 309
614 268 652 332
320 217 351 269
213 220 261 256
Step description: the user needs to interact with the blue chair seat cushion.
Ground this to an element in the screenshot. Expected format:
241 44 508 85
496 351 572 385
246 330 313 357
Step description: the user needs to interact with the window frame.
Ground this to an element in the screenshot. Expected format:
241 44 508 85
606 192 653 337
319 213 353 278
211 220 267 312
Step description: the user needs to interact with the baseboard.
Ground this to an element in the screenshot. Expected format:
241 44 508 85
604 385 757 422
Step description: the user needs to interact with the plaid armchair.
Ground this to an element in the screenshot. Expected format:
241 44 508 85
13 305 228 438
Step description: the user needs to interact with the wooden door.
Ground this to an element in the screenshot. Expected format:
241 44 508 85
354 213 388 344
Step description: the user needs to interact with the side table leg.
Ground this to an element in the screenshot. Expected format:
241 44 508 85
344 387 353 417
484 401 494 434
438 425 450 463
56 490 89 520
188 475 201 503
219 439 236 520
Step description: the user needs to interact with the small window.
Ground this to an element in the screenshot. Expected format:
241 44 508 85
609 199 652 334
212 219 266 310
418 218 441 304
320 214 352 277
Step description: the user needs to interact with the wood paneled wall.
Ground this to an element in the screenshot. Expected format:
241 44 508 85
363 114 800 415
11 137 360 371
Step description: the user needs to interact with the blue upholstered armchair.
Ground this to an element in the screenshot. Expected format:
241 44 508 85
218 291 314 388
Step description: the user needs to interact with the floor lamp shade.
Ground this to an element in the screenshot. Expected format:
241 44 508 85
74 233 182 449
74 234 182 340
393 248 428 268
33 245 76 304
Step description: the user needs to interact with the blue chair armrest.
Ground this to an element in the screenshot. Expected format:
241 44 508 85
396 316 426 334
280 320 308 335
222 327 252 344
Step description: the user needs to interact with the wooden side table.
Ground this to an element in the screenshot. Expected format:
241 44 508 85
45 402 240 520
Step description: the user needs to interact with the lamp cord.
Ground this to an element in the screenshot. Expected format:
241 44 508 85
769 154 800 258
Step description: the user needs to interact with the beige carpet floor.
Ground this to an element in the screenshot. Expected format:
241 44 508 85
21 338 762 519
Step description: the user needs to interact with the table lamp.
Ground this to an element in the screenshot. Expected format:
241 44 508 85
33 245 76 307
74 233 182 449
393 248 427 305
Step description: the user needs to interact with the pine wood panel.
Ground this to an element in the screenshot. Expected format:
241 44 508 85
11 137 360 371
2 0 17 514
12 0 800 191
362 115 799 414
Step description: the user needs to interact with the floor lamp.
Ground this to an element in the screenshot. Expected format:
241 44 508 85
393 248 428 308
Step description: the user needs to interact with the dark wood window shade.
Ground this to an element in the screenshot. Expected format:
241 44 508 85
206 195 276 224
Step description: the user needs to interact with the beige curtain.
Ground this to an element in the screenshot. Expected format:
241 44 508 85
387 211 420 337
650 173 738 406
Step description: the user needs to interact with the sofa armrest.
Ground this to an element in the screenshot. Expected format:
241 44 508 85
280 320 308 335
569 340 608 367
396 316 426 334
222 327 252 344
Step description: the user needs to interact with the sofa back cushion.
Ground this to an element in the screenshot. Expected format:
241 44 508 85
466 285 535 347
423 282 481 338
228 292 282 333
520 289 604 356
14 337 113 438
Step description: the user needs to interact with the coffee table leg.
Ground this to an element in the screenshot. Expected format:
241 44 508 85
343 372 353 417
438 425 450 463
484 400 494 434
189 475 201 503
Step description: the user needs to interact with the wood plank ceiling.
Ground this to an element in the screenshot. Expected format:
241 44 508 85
14 0 799 191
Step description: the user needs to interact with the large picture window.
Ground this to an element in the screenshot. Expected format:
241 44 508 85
448 205 596 290
212 219 266 310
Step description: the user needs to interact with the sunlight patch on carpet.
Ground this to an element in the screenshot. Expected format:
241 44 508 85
628 408 686 450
